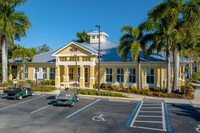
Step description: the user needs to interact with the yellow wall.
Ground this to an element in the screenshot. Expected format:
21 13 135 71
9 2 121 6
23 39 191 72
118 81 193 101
90 35 104 43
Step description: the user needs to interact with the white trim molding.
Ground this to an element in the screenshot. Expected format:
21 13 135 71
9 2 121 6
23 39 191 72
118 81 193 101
55 76 60 78
55 54 93 57
90 77 96 79
56 62 96 66
80 77 84 79
63 76 69 79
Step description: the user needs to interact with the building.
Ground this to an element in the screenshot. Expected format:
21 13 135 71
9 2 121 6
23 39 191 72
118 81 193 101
8 31 193 89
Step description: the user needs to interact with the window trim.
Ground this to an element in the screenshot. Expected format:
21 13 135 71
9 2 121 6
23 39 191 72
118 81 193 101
69 67 73 81
42 67 47 80
34 67 39 79
128 68 136 83
145 67 155 84
49 67 55 80
116 68 124 83
25 66 28 79
105 68 113 83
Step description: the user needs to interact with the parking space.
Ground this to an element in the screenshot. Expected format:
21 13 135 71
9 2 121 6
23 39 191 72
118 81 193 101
0 94 199 133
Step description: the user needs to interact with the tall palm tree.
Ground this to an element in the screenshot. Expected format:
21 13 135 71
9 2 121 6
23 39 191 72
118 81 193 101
12 46 34 80
76 30 90 43
0 0 31 83
140 0 200 92
117 26 145 90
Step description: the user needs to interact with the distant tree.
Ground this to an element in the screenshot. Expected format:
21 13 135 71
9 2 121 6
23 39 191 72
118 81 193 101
12 46 34 80
36 44 52 54
76 30 90 43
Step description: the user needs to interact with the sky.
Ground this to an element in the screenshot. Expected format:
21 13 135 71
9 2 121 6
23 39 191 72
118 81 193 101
16 0 163 50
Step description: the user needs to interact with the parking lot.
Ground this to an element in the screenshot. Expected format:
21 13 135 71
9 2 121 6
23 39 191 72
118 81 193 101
0 92 200 133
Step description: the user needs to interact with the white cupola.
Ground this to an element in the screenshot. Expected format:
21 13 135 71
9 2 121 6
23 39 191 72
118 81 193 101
87 31 109 43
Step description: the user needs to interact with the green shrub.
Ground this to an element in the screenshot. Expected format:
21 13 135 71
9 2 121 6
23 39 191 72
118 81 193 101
32 87 57 92
180 86 194 96
141 89 150 95
93 82 98 89
156 91 162 97
131 88 140 93
100 83 107 88
161 93 168 97
193 72 200 82
146 91 153 96
77 89 126 97
2 81 13 86
45 80 53 85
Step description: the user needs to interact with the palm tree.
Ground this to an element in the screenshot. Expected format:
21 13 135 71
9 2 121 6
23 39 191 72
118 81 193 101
117 26 145 90
140 0 200 92
76 30 90 43
0 0 31 83
12 46 34 80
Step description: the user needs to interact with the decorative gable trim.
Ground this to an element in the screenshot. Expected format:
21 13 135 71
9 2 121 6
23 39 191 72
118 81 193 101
52 41 98 56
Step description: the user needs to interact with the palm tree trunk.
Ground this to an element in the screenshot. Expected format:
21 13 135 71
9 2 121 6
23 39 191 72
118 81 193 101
173 47 179 91
138 56 141 90
166 50 171 93
2 37 8 83
23 61 25 80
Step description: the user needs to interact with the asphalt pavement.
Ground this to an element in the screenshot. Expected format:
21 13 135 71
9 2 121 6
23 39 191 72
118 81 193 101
0 94 200 133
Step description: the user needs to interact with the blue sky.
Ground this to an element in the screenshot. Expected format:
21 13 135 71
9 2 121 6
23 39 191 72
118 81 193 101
16 0 163 50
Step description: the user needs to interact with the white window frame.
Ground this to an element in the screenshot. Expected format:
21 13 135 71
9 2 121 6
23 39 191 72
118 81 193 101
25 66 28 79
116 68 124 83
34 67 39 79
49 67 55 80
42 67 47 80
146 68 155 84
105 68 112 83
128 68 136 83
69 67 73 80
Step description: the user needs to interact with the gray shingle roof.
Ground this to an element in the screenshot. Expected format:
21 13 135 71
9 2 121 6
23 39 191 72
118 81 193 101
9 40 193 63
9 49 57 63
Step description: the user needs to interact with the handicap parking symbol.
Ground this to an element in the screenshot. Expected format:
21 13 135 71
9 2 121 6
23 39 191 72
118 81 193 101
196 125 200 132
92 114 106 121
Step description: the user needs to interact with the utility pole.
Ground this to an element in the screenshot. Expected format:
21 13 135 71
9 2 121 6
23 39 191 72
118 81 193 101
96 25 100 91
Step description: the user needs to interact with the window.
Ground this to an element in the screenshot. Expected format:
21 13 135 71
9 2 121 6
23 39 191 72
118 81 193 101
97 35 100 39
34 67 39 79
146 68 154 84
105 68 112 82
116 68 124 83
92 36 95 39
128 68 136 83
69 68 73 80
42 67 47 80
50 67 55 80
25 67 28 79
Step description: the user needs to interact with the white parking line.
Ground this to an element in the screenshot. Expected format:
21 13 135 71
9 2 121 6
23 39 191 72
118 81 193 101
31 105 51 114
135 120 162 123
162 102 167 131
0 95 45 111
66 99 102 119
130 100 167 132
137 115 162 118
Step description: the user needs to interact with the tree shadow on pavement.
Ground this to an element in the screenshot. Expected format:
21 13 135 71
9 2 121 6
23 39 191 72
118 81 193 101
171 104 200 122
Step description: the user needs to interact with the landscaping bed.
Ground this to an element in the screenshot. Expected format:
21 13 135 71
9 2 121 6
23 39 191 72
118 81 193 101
78 89 126 97
96 83 195 100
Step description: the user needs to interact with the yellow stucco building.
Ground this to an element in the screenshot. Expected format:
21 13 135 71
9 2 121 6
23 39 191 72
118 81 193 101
8 31 193 89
